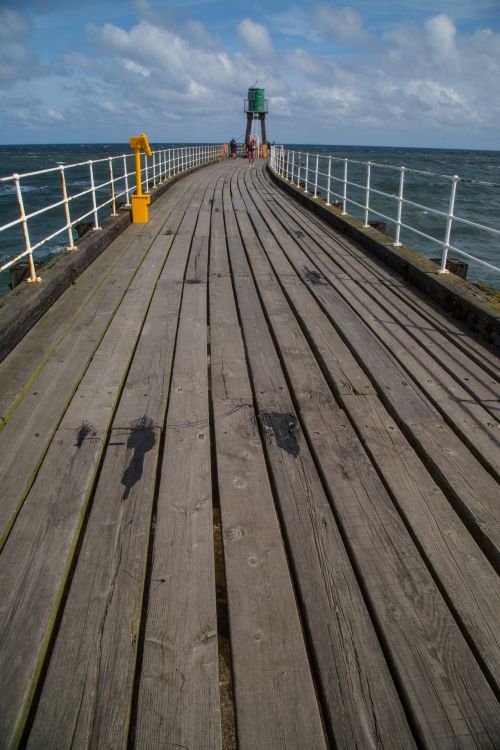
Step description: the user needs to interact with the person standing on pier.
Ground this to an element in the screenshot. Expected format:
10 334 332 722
247 136 256 166
230 137 237 159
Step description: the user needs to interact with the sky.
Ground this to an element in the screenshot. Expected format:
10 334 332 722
0 0 499 149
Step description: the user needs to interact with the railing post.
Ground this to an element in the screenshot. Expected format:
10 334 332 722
364 162 372 227
123 155 131 206
59 166 75 250
326 156 332 206
439 175 459 274
14 174 40 283
152 151 157 187
291 151 295 185
144 153 148 192
109 158 117 216
313 154 319 198
88 161 100 229
342 158 348 215
394 166 405 246
304 153 309 192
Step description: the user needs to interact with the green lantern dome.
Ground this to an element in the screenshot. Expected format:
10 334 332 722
245 85 268 114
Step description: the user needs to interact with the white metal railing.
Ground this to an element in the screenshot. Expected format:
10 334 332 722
270 146 500 280
0 145 223 284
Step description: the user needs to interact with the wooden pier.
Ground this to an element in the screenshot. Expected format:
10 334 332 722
0 157 499 749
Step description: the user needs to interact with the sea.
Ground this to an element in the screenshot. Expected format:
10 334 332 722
0 143 499 298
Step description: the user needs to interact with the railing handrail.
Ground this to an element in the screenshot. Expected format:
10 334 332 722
269 145 500 281
274 149 500 188
0 144 223 285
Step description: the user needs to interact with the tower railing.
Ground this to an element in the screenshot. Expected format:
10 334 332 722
270 146 500 283
0 145 223 286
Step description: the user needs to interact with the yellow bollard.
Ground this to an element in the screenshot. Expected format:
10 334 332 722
130 133 153 223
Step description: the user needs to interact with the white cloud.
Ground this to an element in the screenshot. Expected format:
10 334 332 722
0 9 39 84
1 3 500 147
425 14 458 64
238 18 275 58
122 59 151 77
77 11 500 144
310 3 372 46
185 19 219 50
286 48 332 77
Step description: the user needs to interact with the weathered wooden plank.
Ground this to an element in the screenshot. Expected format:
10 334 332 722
243 167 500 565
209 178 327 748
112 242 190 429
0 230 136 427
228 174 416 749
234 165 500 748
304 405 500 749
327 279 500 477
26 425 160 748
1 157 498 750
236 180 500 690
263 173 500 380
258 165 500 379
253 168 500 478
0 428 104 749
0 202 175 746
0 172 212 550
0 176 195 429
25 178 210 747
343 393 500 689
134 188 221 749
0 239 155 549
408 420 500 568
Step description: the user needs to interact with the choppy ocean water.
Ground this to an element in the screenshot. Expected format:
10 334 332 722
0 143 499 298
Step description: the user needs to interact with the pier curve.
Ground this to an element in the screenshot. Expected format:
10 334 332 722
0 157 498 749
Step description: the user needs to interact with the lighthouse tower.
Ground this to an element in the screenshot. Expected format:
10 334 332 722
244 85 268 147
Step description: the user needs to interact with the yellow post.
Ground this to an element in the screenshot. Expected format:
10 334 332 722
134 148 142 196
130 133 152 223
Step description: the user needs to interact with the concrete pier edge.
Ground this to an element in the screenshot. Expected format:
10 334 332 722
267 165 500 350
0 159 220 364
